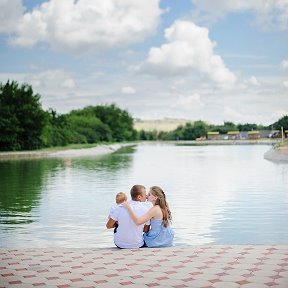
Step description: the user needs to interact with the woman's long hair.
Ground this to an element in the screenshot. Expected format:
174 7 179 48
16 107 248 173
150 186 172 228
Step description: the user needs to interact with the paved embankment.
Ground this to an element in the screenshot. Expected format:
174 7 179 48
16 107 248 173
0 245 287 287
264 146 288 162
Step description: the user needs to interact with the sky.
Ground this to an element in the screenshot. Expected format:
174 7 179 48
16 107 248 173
0 0 287 125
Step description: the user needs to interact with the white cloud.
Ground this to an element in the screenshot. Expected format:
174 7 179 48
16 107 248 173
175 93 204 109
283 80 288 88
24 70 76 90
275 110 288 119
246 76 260 86
61 78 76 89
140 20 236 87
281 59 288 69
192 0 288 30
223 106 250 122
121 86 136 94
0 70 78 111
1 69 285 125
9 0 162 53
0 0 24 33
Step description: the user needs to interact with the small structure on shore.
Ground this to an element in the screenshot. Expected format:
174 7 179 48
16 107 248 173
247 131 260 140
207 132 219 140
227 131 240 140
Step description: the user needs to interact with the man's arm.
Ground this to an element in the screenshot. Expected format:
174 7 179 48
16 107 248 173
106 217 117 229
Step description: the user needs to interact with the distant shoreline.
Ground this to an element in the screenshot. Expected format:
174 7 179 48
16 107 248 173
170 139 280 145
0 140 287 162
0 143 134 161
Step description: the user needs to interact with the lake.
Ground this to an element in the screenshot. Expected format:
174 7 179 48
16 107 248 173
0 143 288 248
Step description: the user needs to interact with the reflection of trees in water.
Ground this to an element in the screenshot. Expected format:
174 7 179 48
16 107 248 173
0 146 135 228
0 159 62 225
71 146 135 171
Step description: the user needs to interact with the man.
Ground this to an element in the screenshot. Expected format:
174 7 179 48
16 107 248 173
106 184 150 248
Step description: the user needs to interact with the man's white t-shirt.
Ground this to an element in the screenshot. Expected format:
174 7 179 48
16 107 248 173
110 200 150 248
108 204 119 218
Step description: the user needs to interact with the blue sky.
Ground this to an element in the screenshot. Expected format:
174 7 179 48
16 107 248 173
0 0 287 125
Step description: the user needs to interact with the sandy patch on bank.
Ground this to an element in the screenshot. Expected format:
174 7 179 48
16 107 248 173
48 143 125 158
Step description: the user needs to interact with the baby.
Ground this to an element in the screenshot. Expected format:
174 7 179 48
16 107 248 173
108 192 127 233
115 192 127 205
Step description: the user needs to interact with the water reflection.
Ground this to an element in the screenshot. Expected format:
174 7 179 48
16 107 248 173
130 143 288 246
0 159 62 226
0 147 135 247
70 145 135 171
0 143 288 247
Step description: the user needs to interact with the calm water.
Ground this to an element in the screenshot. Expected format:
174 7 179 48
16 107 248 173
0 143 288 248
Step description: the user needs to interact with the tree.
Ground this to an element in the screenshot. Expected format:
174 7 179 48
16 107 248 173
181 121 208 140
182 122 195 140
0 81 46 151
210 121 237 134
271 115 288 131
162 125 184 140
41 109 79 147
67 111 112 143
92 104 137 141
138 129 159 140
237 123 258 131
192 120 209 138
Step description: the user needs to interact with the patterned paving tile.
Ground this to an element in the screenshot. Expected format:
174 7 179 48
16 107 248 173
0 245 287 287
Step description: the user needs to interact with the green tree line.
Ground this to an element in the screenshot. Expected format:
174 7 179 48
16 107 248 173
138 118 288 141
1 80 287 151
0 81 137 151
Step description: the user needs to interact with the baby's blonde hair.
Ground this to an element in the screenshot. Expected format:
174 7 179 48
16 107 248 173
116 192 127 204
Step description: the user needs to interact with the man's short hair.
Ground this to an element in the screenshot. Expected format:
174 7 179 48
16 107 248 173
130 185 145 200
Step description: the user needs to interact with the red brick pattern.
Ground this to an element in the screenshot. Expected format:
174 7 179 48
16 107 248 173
0 245 287 287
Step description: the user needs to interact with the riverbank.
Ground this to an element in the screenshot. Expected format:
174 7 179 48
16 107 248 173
1 245 287 287
264 141 288 162
1 140 288 162
0 143 134 161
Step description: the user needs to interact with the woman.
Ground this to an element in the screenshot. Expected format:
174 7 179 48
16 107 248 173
123 186 174 247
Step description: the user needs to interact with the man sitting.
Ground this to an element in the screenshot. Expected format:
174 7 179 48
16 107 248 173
106 184 150 248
